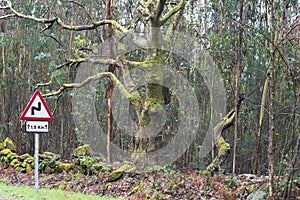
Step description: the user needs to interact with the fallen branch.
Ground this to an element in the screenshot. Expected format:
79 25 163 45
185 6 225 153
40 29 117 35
203 109 236 175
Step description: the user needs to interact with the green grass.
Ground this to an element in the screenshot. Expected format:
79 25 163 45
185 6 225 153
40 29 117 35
0 183 122 200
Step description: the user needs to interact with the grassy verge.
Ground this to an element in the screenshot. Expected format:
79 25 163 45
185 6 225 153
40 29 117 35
0 183 121 200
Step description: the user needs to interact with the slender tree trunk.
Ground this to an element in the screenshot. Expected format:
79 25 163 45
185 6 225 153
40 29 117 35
283 133 300 199
253 76 268 173
1 39 6 136
268 56 276 200
268 1 276 198
105 0 116 164
233 0 244 174
210 59 215 160
0 15 5 136
60 105 64 156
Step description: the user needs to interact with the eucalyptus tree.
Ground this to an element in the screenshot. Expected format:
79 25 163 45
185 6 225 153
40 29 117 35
206 0 299 178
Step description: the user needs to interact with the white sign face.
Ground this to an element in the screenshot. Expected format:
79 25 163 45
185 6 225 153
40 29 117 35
25 121 49 133
20 90 54 121
24 96 49 118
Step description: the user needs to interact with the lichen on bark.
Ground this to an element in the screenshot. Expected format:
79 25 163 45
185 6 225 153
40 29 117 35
204 136 231 175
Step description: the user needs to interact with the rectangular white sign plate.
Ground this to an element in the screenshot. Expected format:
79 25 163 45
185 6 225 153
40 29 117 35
25 121 49 133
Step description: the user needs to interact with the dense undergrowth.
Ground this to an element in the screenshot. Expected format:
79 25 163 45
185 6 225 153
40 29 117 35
0 165 299 199
0 137 299 199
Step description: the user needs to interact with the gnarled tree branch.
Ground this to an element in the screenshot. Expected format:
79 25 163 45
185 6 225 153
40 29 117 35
41 72 131 99
160 0 185 26
0 0 128 32
0 13 14 19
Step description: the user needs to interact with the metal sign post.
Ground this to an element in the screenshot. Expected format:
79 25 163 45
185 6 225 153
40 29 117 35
20 90 54 193
34 133 39 192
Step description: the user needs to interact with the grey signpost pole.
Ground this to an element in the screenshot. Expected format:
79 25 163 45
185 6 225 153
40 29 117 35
34 133 39 192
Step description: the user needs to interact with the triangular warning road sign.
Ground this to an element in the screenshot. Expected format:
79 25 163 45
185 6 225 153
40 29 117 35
20 90 54 121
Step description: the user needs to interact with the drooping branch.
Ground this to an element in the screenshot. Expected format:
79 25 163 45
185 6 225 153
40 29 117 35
35 54 150 97
40 72 131 99
160 0 185 26
39 70 144 120
34 57 123 94
0 1 128 32
0 13 14 19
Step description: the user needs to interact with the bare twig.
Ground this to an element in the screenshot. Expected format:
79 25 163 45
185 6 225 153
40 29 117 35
68 0 93 23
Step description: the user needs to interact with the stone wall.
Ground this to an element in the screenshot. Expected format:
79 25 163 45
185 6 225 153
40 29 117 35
0 137 109 175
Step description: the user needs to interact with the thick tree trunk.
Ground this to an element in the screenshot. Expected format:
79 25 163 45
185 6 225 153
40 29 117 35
131 26 166 163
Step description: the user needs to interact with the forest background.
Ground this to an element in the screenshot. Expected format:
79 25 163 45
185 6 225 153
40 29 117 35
0 0 299 198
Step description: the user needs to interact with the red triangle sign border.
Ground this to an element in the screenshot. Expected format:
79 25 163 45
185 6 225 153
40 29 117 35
20 90 54 121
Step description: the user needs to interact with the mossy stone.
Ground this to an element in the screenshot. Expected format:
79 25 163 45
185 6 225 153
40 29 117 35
25 163 33 173
3 137 16 152
39 152 61 160
57 162 71 171
9 159 20 167
72 144 93 158
108 169 124 182
127 166 137 173
118 162 129 171
117 161 136 173
0 148 12 156
19 153 33 161
20 162 27 168
24 157 34 166
0 142 4 151
7 152 18 161
93 162 107 171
